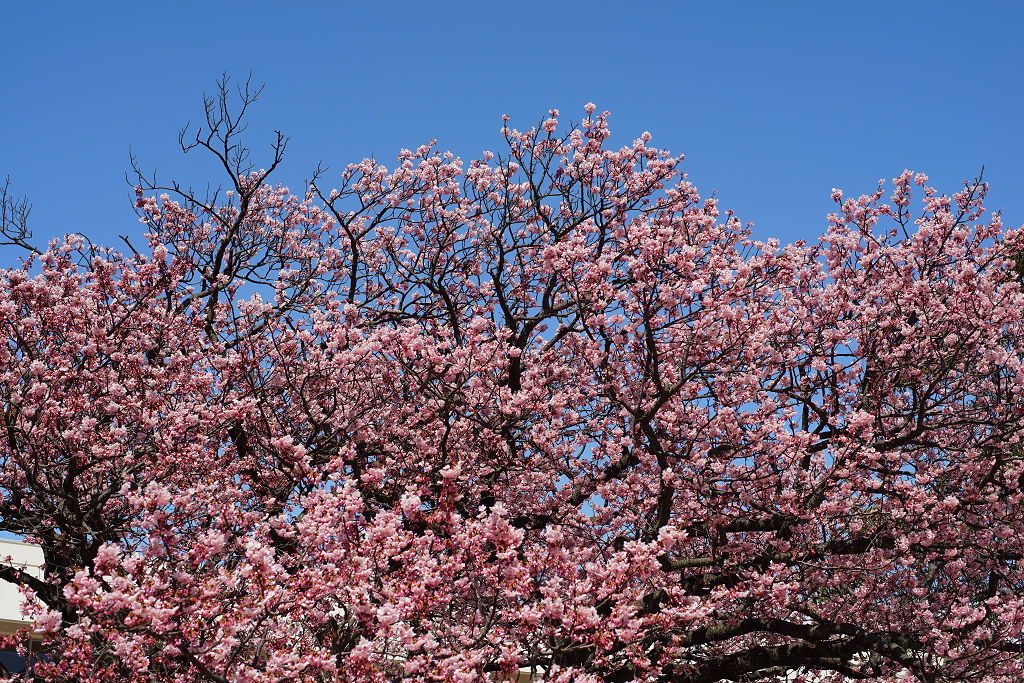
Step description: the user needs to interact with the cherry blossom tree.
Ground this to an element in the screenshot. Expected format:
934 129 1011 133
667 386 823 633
2 78 1024 681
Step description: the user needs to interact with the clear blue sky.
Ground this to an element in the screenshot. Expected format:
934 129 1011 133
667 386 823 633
2 1 1022 255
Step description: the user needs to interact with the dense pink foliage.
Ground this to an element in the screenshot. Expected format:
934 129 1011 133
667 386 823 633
2 103 1024 681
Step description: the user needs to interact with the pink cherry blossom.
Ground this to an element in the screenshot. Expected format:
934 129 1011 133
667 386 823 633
1 95 1023 682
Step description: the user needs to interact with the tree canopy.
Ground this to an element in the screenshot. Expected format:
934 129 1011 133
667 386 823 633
2 80 1024 681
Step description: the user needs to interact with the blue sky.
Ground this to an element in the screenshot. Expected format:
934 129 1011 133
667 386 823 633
2 1 1022 256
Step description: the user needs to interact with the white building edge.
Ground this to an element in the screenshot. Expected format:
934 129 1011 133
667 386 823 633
0 538 42 637
0 539 43 673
